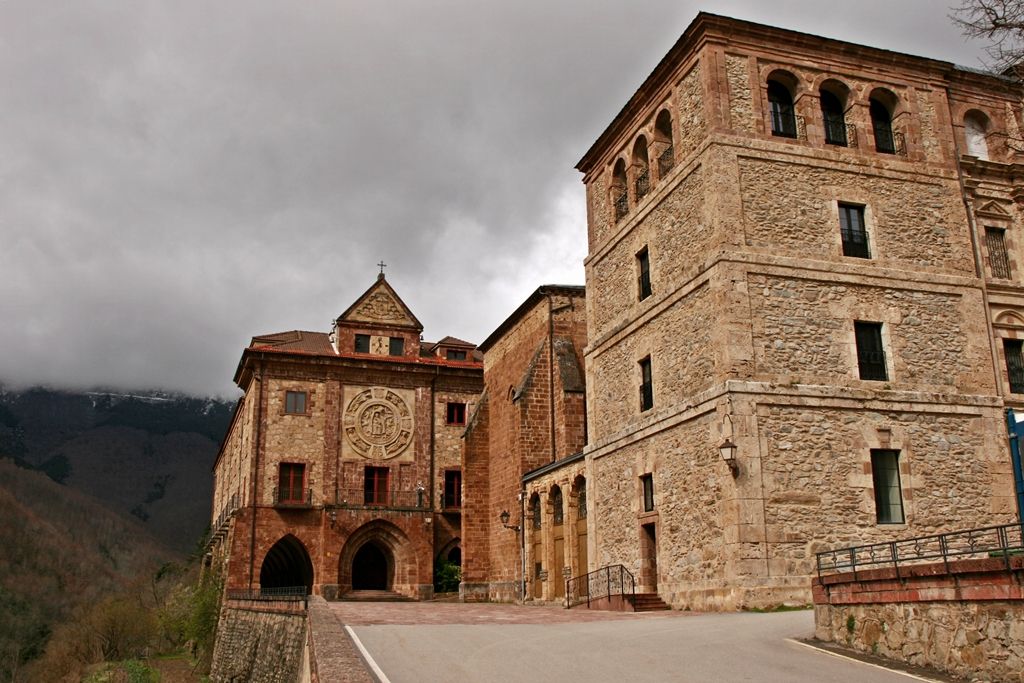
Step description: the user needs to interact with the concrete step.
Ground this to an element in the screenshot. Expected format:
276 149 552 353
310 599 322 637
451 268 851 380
340 589 413 602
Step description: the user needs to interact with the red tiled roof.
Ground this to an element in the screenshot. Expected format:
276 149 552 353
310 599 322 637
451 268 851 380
247 330 481 368
432 335 476 349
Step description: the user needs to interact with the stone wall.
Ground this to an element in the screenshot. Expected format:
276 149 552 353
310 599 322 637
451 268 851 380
210 600 307 683
814 558 1024 683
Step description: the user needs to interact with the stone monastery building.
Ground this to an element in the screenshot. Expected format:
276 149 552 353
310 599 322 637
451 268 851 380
209 13 1024 609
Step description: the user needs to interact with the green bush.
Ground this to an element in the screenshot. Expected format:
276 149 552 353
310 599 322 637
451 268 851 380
434 561 461 593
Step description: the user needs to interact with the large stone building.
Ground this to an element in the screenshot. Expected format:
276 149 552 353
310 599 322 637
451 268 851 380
572 13 1022 609
207 274 481 599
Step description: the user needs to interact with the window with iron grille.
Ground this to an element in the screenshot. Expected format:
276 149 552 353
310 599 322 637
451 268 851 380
768 81 797 138
870 449 904 524
354 334 370 353
364 466 389 505
446 402 466 425
1005 339 1024 394
285 391 307 414
855 321 887 381
278 463 306 504
551 487 563 525
871 99 896 154
820 90 847 146
443 470 461 508
640 473 654 512
639 356 653 412
839 203 870 258
637 247 652 301
531 496 541 530
389 337 404 356
986 227 1011 279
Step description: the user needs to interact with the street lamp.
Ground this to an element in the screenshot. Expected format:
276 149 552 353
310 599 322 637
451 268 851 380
499 510 520 531
719 437 739 477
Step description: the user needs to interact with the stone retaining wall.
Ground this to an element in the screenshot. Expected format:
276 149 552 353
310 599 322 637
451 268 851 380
210 599 307 683
813 557 1024 682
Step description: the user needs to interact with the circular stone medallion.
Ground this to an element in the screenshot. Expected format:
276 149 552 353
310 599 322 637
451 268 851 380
343 387 413 459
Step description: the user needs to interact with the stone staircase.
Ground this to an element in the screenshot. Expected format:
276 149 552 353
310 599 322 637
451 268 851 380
340 589 413 602
629 593 670 612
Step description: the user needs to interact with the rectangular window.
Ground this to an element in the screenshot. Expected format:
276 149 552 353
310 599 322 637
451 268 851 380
284 391 307 414
639 356 653 412
354 334 370 353
364 466 389 505
640 473 654 512
446 349 467 361
854 321 887 381
1005 339 1024 394
389 337 405 356
446 402 466 425
986 227 1011 279
637 247 652 301
278 463 306 504
839 203 870 258
870 449 904 524
443 470 462 508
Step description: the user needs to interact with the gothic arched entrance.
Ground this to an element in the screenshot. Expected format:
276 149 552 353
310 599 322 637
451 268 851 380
352 542 393 590
259 534 314 593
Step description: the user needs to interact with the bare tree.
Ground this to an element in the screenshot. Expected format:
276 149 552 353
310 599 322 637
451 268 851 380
953 0 1024 72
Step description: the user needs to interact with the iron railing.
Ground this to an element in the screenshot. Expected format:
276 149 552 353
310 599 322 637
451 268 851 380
212 493 239 531
565 564 635 609
816 523 1024 580
613 190 629 221
658 144 675 176
226 586 308 606
634 168 650 200
823 115 847 146
274 486 313 508
874 127 907 156
335 487 428 510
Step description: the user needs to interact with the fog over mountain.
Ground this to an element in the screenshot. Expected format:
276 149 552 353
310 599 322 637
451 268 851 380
0 1 989 396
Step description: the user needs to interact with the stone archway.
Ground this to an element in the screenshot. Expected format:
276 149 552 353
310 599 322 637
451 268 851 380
338 520 420 598
259 534 314 593
352 541 393 590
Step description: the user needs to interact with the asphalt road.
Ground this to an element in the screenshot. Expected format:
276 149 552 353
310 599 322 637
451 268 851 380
350 610 925 683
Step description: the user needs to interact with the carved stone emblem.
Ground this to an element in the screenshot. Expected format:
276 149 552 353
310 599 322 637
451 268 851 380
343 387 413 459
355 292 405 323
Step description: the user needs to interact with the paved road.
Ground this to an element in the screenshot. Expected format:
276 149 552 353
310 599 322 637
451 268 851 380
339 604 927 683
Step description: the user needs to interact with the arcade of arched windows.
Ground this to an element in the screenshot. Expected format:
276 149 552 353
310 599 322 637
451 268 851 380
610 103 679 224
523 470 589 602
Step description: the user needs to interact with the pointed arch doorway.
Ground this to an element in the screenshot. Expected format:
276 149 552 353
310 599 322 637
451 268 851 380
352 541 394 590
259 534 314 593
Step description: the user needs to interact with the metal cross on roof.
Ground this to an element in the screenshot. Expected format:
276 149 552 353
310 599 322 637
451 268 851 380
377 260 387 276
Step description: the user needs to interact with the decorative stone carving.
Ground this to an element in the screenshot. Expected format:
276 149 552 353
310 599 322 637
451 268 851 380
354 292 405 323
343 387 413 459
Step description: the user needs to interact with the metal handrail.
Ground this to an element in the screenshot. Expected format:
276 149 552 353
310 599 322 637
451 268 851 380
565 564 636 609
274 486 313 507
226 585 308 607
816 523 1024 580
335 487 428 510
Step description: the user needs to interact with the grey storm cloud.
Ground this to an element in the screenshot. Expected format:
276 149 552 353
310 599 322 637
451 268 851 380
0 0 989 396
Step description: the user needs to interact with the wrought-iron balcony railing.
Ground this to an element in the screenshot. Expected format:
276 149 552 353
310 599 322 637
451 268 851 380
816 523 1024 579
634 168 650 201
274 487 313 508
874 127 907 156
226 586 308 605
335 487 429 510
565 564 635 609
613 190 629 222
657 144 675 176
823 116 848 146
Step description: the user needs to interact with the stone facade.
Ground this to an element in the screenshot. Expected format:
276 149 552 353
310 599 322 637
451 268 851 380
574 13 1022 609
210 600 307 683
208 275 482 600
461 286 587 602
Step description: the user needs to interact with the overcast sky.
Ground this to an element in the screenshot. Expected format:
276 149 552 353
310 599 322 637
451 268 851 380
0 1 994 397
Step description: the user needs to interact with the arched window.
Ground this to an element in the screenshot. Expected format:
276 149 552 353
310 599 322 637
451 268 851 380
632 136 650 200
819 86 848 146
655 109 675 175
870 92 898 154
965 111 990 159
550 485 564 525
612 159 628 222
575 477 587 519
530 493 541 530
768 80 797 138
